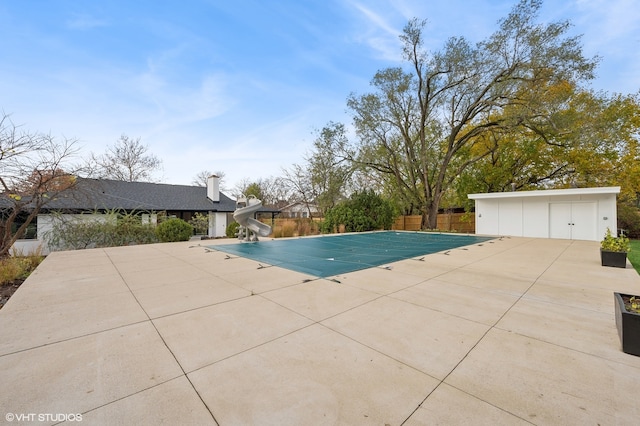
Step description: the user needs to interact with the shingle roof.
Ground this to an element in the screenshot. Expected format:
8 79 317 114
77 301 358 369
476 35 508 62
39 178 237 212
1 178 217 213
1 178 281 214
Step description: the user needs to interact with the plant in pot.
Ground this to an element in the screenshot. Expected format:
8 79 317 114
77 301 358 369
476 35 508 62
600 228 630 268
614 293 640 356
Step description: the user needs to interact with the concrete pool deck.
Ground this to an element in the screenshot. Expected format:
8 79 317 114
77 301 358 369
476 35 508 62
1 236 640 424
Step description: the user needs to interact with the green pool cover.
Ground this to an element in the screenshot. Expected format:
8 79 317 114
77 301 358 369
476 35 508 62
209 231 493 278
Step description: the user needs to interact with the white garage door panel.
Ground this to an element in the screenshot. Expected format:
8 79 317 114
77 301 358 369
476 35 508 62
522 201 549 237
549 203 572 239
571 202 597 241
549 202 597 240
498 200 523 236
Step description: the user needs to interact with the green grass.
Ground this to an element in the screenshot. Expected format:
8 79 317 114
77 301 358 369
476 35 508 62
629 240 640 275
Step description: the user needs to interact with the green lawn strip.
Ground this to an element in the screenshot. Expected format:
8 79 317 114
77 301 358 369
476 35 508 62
629 240 640 275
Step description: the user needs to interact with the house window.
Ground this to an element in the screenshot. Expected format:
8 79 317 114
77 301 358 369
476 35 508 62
141 214 158 226
11 216 37 239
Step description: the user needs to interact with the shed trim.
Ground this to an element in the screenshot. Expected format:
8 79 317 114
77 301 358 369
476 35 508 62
468 186 620 200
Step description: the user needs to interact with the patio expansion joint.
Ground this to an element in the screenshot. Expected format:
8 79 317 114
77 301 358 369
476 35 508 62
104 250 221 425
182 320 320 376
74 375 193 421
0 319 151 358
177 290 430 378
398 238 579 425
142 273 318 321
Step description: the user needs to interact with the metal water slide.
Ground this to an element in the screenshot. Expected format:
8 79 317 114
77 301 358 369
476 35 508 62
233 195 272 241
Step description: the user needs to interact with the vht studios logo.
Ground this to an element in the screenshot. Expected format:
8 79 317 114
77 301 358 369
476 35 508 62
5 413 83 422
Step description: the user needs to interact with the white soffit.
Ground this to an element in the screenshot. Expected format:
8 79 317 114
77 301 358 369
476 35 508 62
468 186 620 200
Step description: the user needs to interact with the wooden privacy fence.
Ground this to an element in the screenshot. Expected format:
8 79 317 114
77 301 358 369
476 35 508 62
264 213 475 237
392 213 475 233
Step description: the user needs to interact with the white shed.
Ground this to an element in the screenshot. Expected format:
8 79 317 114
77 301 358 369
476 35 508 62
468 187 620 241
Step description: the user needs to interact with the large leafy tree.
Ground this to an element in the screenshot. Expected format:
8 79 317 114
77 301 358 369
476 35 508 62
344 0 596 228
454 87 640 207
0 114 79 257
600 93 640 203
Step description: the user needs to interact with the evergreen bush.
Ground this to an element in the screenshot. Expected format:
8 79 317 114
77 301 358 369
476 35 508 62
189 212 209 235
156 218 193 242
617 203 640 239
226 221 240 238
321 190 396 233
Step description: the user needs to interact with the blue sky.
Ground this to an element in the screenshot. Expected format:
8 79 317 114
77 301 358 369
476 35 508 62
1 0 639 191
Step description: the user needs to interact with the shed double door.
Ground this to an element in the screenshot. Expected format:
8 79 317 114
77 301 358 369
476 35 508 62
549 202 597 240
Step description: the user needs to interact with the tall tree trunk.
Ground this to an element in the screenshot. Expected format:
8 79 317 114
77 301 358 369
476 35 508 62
426 201 439 230
420 206 429 230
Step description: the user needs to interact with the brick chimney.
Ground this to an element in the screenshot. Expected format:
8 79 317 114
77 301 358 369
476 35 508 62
207 174 220 202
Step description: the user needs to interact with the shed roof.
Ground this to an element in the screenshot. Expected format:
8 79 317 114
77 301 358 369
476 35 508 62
468 187 620 200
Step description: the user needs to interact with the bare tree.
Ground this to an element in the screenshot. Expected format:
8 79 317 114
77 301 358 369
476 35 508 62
86 134 162 182
257 176 291 207
0 114 80 257
281 123 355 217
281 164 316 216
231 176 290 207
191 169 227 190
231 178 253 200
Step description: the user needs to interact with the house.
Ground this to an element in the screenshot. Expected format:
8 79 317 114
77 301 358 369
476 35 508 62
279 201 321 218
8 175 278 254
468 187 620 241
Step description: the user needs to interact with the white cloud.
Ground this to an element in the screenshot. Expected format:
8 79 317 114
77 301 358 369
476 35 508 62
574 0 640 50
65 13 109 30
351 1 399 36
343 0 404 61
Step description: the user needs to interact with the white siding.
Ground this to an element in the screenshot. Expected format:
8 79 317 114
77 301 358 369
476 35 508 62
475 200 499 235
522 199 549 237
469 187 619 241
498 199 523 236
210 212 227 238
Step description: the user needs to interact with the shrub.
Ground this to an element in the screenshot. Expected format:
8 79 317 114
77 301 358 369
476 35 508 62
296 219 316 236
0 257 28 284
108 214 158 246
601 227 631 252
617 203 640 239
189 212 209 235
226 221 240 238
9 246 44 271
0 253 44 285
156 218 193 242
321 190 396 233
45 210 158 250
275 222 296 238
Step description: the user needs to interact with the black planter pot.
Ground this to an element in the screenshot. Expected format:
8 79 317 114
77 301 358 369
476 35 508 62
601 249 628 268
614 292 640 356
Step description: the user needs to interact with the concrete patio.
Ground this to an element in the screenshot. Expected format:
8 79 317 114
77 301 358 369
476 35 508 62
1 235 640 425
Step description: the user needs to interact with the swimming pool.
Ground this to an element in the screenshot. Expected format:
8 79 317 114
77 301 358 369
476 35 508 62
209 231 493 278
